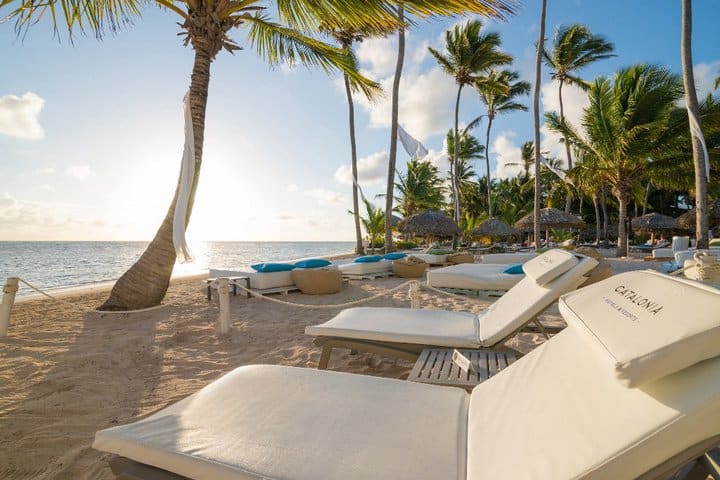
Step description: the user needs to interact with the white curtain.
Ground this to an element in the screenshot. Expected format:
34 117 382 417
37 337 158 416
172 92 195 263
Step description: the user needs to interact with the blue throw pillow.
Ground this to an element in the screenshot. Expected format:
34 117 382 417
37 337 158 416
294 258 332 269
383 252 407 260
353 255 383 263
503 263 524 275
251 263 296 273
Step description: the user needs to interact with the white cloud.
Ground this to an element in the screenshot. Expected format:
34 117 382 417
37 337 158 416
540 80 590 168
0 92 45 140
37 184 55 191
334 151 388 185
693 61 720 99
65 165 95 180
423 148 450 172
36 165 56 175
356 36 399 79
287 183 299 192
492 131 525 179
303 188 346 205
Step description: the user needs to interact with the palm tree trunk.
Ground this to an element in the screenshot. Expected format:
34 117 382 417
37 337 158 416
344 71 364 255
681 0 709 249
559 80 574 213
642 181 651 217
593 194 601 244
616 187 630 257
452 84 463 223
485 115 493 217
532 0 548 248
100 41 213 310
384 4 405 254
600 185 609 247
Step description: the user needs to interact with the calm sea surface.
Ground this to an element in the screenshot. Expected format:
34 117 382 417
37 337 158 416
0 241 354 297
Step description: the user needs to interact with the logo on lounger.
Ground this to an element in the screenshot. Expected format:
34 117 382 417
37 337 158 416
613 285 664 315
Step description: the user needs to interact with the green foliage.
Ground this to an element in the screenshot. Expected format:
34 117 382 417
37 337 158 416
394 240 419 249
550 228 575 242
394 159 446 216
358 198 385 248
543 24 615 89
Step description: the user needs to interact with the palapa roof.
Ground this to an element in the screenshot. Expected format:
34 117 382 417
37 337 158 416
676 200 720 230
515 208 585 231
631 212 681 233
470 218 519 238
400 209 460 237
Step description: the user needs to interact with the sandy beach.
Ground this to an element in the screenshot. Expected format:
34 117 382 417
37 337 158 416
0 257 662 479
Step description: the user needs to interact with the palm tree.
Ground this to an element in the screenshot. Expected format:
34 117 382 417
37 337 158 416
543 24 614 212
6 0 516 309
680 0 709 249
394 159 446 217
532 0 548 248
446 129 484 212
474 69 530 216
546 64 684 256
428 19 512 225
382 0 517 254
359 198 386 249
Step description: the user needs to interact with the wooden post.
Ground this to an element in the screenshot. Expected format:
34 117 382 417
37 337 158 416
0 277 19 337
409 281 421 309
217 278 230 335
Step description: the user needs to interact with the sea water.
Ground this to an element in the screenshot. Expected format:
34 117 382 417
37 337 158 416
0 241 354 296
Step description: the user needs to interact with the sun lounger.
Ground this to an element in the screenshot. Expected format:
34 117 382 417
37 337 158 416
409 253 448 265
210 268 295 291
306 249 598 367
93 270 720 480
338 260 392 279
478 252 536 264
426 263 523 292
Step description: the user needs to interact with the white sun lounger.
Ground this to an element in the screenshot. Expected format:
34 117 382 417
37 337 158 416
409 253 448 265
338 260 393 278
479 252 537 264
426 263 524 292
93 270 720 480
306 249 598 368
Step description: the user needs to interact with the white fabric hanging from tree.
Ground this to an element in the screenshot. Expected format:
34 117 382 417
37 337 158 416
398 125 429 160
686 106 710 179
172 92 195 263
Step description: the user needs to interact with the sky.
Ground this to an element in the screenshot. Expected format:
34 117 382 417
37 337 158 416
1 0 719 242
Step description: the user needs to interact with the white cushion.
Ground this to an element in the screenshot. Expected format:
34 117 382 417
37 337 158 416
94 365 469 480
560 270 720 387
467 327 720 480
426 263 523 291
338 260 392 275
410 253 447 265
652 248 673 258
305 307 481 348
672 236 690 253
209 269 294 289
521 249 578 286
479 253 537 264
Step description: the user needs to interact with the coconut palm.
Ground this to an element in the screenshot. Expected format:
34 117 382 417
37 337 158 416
532 0 548 248
543 24 614 211
428 19 512 225
474 69 530 216
359 198 386 249
5 0 517 309
546 64 684 256
446 129 484 212
394 158 446 217
680 0 709 248
382 0 517 254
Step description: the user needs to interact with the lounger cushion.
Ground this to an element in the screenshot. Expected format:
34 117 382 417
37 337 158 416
560 270 720 387
466 327 720 480
250 263 295 273
354 255 383 263
383 252 407 260
479 253 536 264
338 261 392 276
426 263 523 291
293 258 331 269
305 307 481 348
208 269 295 290
94 365 470 480
502 264 523 274
410 253 447 265
521 249 578 286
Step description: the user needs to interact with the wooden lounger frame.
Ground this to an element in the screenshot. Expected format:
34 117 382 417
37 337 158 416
107 439 720 480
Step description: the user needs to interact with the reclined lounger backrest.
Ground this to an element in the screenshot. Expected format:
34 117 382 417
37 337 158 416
467 271 720 479
477 249 598 346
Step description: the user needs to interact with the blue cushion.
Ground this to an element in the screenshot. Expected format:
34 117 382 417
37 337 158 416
294 258 332 269
353 255 383 263
251 263 296 273
503 264 524 275
383 252 407 260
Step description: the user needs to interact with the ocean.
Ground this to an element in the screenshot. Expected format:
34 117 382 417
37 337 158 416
0 241 355 297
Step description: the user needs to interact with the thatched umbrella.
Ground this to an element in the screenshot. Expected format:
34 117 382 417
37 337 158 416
631 212 680 233
400 209 460 241
470 218 519 240
676 200 720 230
515 208 584 245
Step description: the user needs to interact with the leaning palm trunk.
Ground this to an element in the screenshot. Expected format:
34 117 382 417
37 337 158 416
452 84 463 223
384 4 405 254
531 0 547 248
343 71 364 255
600 185 609 247
484 115 493 216
101 34 214 310
558 81 573 213
593 194 601 245
681 0 709 249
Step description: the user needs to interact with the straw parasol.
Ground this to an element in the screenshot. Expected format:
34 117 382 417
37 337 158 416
470 218 519 239
676 200 720 230
631 212 681 233
400 209 460 237
515 208 585 232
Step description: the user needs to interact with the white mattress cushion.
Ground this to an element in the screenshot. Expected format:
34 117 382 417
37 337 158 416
305 307 481 348
426 263 523 291
522 249 578 286
410 253 447 264
652 247 673 258
479 253 537 264
478 255 598 346
467 328 720 480
560 270 720 387
338 260 392 275
209 269 294 289
94 365 469 480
